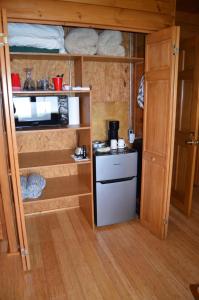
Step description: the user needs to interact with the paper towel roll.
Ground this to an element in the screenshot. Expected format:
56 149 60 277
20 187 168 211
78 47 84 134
68 97 80 125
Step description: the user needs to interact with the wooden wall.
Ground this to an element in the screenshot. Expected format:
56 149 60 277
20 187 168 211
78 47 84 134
175 0 199 38
175 0 199 185
2 0 176 32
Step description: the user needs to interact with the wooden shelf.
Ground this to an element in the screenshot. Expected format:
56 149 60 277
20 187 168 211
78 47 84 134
10 52 144 63
15 124 90 133
12 89 90 97
23 175 91 202
18 149 91 169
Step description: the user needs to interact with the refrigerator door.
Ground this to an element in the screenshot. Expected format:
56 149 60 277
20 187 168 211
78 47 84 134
95 152 137 181
95 177 137 226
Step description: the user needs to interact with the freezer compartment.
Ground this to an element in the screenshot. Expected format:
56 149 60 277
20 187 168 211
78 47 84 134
95 152 138 181
95 177 137 226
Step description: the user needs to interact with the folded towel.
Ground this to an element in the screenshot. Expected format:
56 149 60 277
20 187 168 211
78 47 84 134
97 30 125 56
97 44 125 56
9 36 65 53
27 173 46 190
64 28 98 55
8 23 65 53
20 174 46 200
8 23 64 39
20 176 29 200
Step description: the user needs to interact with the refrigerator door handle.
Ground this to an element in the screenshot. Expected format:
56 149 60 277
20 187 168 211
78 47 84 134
98 176 136 184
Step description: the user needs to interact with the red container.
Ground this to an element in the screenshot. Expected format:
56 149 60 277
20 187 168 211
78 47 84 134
53 77 63 91
11 73 21 90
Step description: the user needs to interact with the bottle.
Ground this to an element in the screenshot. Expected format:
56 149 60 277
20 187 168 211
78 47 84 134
82 145 87 159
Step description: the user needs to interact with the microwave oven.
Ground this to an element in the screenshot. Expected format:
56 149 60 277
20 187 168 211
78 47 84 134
13 96 61 128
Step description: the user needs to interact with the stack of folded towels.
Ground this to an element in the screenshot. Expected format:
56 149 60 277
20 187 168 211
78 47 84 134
64 28 98 55
97 30 125 56
8 23 65 53
20 173 46 200
64 28 125 56
8 23 125 56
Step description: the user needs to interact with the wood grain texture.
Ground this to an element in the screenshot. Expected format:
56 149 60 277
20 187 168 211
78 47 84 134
92 102 129 141
171 37 199 215
132 62 144 137
194 149 199 186
83 62 130 103
11 59 75 88
141 26 180 239
23 195 80 215
16 129 77 153
175 0 199 38
19 163 78 179
0 192 199 300
23 174 91 202
0 94 18 252
18 149 91 169
2 0 175 32
0 192 4 241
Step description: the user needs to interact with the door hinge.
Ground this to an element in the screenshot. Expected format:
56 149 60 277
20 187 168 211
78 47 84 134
0 33 8 47
20 248 29 257
172 45 179 55
163 218 168 225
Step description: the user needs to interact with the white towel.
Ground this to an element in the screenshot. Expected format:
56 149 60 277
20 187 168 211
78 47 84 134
9 36 65 52
8 23 65 53
137 75 144 109
8 23 64 39
97 30 125 56
64 28 98 55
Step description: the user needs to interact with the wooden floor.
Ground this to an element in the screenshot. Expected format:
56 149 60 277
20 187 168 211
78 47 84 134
0 188 198 300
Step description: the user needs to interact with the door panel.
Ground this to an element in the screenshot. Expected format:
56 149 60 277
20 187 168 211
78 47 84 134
0 9 30 270
141 26 180 239
171 37 199 215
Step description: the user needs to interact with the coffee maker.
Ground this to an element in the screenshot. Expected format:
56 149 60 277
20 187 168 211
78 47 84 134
107 120 119 144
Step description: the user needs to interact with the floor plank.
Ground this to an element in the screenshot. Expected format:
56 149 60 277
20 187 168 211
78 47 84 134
0 188 198 300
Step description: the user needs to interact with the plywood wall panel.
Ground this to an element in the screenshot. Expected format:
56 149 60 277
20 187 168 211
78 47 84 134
83 61 130 103
3 0 175 32
92 102 129 141
83 61 130 141
20 164 78 178
16 130 77 153
11 59 74 87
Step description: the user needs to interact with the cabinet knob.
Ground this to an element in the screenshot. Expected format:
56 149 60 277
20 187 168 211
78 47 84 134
151 157 156 162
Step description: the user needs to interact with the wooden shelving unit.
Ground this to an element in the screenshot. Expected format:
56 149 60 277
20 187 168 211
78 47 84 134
10 45 144 228
24 175 91 202
13 90 90 97
11 51 94 224
10 51 144 63
15 124 91 133
18 149 91 169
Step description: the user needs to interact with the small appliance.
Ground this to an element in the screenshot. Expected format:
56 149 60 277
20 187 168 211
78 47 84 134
13 96 60 128
93 149 138 226
108 120 119 142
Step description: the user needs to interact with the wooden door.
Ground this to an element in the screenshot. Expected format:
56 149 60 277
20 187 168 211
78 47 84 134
140 26 180 239
194 149 199 186
0 9 30 270
171 37 199 215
